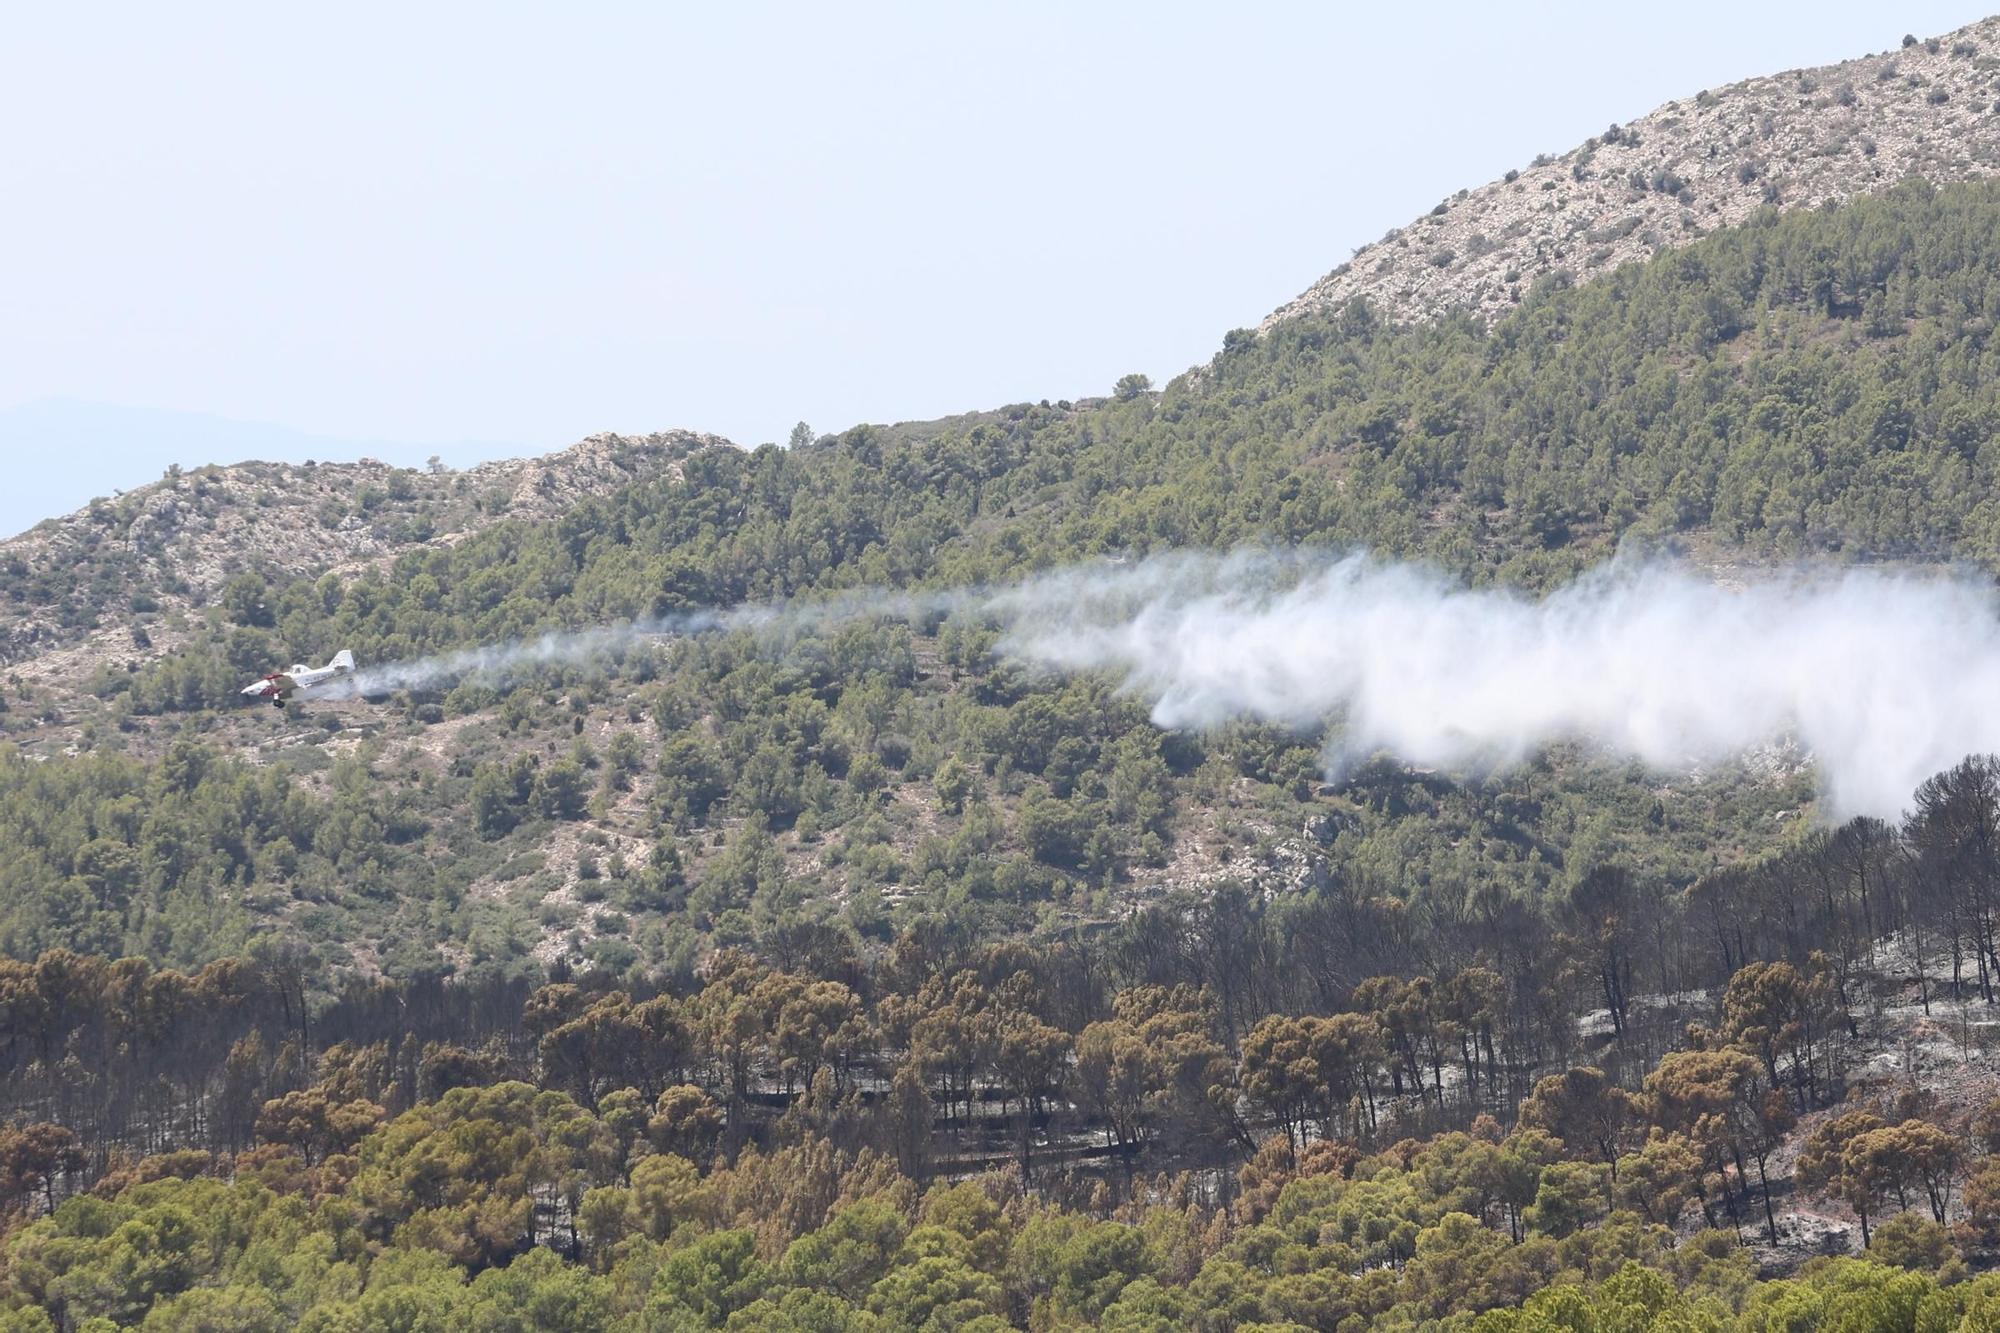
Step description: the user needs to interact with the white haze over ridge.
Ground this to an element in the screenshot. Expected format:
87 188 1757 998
316 550 2000 820
992 552 2000 819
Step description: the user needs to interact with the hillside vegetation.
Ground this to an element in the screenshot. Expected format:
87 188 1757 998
13 53 2000 1331
53 175 2000 673
4 180 2000 977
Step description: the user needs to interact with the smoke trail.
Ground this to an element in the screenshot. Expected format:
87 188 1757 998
320 587 969 699
322 612 727 699
991 552 2000 819
311 549 2000 819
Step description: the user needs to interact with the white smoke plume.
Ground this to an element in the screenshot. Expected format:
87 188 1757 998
323 613 726 699
991 552 2000 820
320 589 961 699
314 550 2000 819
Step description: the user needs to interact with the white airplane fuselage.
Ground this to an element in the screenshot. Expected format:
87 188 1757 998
241 650 356 708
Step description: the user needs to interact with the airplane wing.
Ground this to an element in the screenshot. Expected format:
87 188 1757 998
242 655 354 703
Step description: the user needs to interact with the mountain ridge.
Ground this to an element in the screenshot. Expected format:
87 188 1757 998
16 22 2000 632
1260 14 2000 332
0 397 536 543
20 21 2000 1327
0 430 729 663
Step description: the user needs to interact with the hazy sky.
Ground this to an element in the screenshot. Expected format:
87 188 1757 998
1 2 1988 518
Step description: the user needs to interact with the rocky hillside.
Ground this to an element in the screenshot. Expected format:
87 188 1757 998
0 430 728 662
1262 16 2000 331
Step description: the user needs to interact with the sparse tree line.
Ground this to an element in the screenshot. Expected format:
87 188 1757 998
8 755 2000 1322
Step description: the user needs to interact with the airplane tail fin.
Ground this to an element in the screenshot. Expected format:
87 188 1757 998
331 649 355 673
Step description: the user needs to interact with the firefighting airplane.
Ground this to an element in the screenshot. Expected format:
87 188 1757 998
240 650 356 708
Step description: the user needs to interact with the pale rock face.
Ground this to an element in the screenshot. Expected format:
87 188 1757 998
1261 17 2000 333
0 430 734 662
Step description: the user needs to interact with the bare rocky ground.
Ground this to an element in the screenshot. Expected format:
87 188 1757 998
1262 16 2000 333
1747 934 2000 1269
1561 938 2000 1272
0 430 724 663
